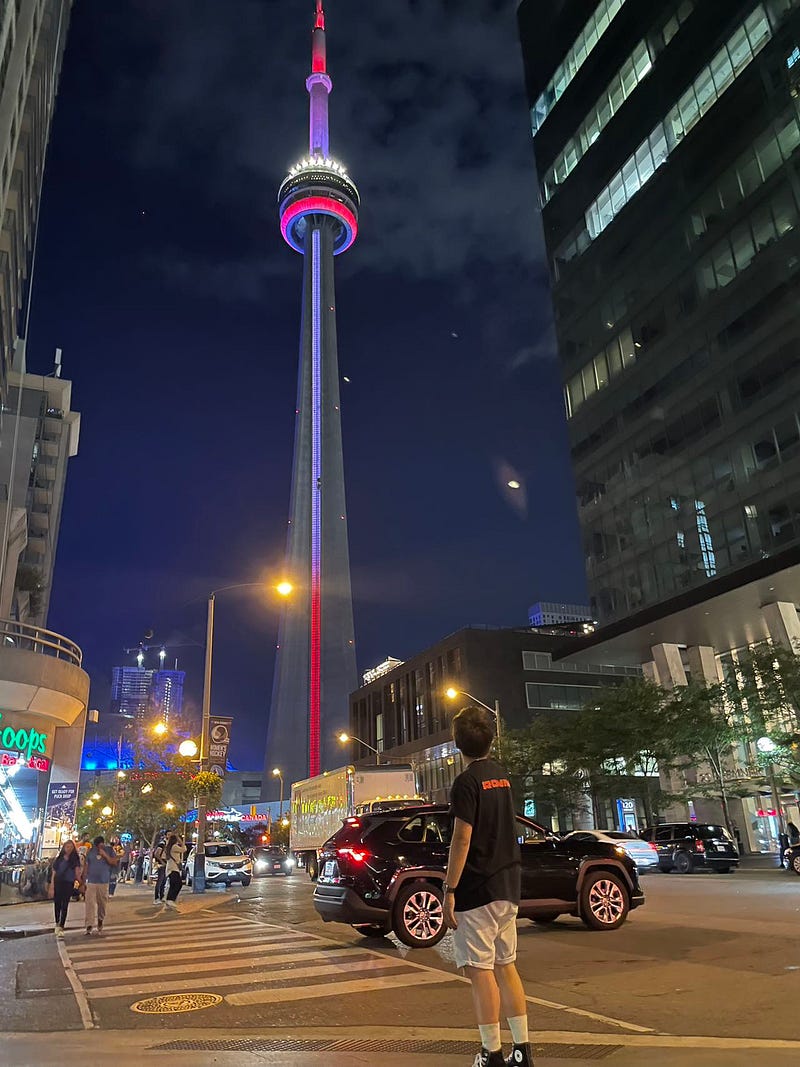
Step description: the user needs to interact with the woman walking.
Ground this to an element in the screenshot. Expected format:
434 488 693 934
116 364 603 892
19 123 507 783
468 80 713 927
164 833 184 910
51 840 82 936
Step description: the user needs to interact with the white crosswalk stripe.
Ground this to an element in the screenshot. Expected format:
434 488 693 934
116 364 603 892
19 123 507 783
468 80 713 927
61 912 458 1008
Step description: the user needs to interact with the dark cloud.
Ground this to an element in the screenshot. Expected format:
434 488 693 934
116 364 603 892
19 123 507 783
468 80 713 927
103 0 539 287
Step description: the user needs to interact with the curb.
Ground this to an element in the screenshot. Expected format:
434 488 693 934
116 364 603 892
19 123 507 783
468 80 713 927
0 924 52 939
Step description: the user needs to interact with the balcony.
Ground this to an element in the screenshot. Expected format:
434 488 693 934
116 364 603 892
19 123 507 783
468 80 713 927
0 620 89 741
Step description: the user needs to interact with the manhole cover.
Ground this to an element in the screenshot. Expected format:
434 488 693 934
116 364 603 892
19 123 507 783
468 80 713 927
131 992 223 1015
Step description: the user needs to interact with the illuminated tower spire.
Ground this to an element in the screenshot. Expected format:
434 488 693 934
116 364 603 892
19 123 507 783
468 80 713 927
266 2 359 790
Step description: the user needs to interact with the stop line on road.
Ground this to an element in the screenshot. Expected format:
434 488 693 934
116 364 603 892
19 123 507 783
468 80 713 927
61 913 460 1010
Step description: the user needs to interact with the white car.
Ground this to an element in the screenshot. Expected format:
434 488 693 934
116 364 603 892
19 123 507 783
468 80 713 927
566 829 660 870
184 841 253 886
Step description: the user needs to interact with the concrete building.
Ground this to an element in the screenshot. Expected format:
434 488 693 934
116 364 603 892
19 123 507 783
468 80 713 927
0 2 89 857
519 0 800 625
267 1 358 792
348 626 640 818
0 369 79 627
110 666 153 721
529 601 592 626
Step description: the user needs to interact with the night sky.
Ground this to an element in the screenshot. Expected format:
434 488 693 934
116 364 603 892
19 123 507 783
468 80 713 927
26 1 585 768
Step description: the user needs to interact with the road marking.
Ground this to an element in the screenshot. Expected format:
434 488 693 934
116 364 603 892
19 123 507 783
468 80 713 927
226 968 455 1005
71 940 321 974
76 947 371 982
232 916 655 1034
66 919 252 949
66 930 306 960
56 937 94 1030
87 956 423 999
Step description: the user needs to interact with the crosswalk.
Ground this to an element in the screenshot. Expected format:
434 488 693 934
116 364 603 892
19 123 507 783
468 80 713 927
61 911 458 1010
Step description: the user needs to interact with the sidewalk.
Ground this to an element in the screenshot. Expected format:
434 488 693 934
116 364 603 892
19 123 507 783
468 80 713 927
0 879 235 936
7 1028 800 1066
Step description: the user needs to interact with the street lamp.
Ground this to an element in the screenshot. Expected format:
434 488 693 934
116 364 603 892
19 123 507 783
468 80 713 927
178 739 198 759
272 768 284 819
153 721 168 738
165 802 175 812
194 579 294 893
338 731 381 765
445 687 503 760
91 792 101 801
101 805 113 817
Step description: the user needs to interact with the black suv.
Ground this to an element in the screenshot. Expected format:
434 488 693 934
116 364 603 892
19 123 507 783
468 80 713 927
313 804 645 947
640 823 739 874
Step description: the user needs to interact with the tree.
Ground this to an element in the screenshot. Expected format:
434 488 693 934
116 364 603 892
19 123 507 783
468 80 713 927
731 641 800 779
664 683 753 838
504 713 594 827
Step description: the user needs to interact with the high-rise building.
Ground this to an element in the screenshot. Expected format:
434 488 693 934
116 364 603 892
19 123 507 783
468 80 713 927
151 668 185 723
266 1 358 790
0 367 80 625
110 666 153 721
518 0 800 625
529 601 592 627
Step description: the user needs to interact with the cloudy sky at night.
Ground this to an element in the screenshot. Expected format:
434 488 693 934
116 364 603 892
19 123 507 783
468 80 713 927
27 0 584 766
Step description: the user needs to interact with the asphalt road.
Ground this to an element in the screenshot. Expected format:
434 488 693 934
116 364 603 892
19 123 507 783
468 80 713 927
3 864 800 1065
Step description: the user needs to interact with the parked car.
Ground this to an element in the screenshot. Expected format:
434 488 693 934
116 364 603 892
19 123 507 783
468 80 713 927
183 841 253 886
565 829 659 871
784 842 800 874
640 823 739 874
251 845 295 877
313 804 644 948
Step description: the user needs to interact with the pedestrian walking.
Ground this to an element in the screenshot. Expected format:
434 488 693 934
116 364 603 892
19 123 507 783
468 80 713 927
49 840 82 936
152 837 167 905
107 837 124 896
119 839 132 882
443 704 532 1067
83 835 119 936
163 833 184 910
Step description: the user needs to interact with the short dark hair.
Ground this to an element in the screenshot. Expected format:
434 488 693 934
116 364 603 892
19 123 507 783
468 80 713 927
93 835 105 846
452 705 495 759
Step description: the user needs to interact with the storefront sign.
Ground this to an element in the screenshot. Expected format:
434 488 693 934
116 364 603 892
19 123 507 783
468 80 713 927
1 752 50 771
0 710 51 761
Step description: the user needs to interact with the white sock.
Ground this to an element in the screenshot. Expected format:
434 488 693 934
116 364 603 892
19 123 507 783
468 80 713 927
508 1015 529 1045
478 1023 502 1052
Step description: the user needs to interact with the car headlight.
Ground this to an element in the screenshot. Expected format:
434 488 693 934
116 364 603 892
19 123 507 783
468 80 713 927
255 860 267 869
614 846 628 857
284 857 295 867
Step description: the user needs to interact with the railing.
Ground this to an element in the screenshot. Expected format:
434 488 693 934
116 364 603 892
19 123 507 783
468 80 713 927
0 619 82 667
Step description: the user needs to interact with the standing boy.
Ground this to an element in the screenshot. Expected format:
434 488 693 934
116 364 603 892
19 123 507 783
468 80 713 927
443 705 533 1067
83 835 119 935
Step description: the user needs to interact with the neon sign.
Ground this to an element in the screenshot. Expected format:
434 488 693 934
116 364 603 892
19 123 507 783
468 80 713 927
0 752 50 772
0 711 49 761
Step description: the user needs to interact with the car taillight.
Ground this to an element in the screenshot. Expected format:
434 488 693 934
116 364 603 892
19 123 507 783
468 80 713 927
649 842 658 852
338 847 370 863
694 840 705 852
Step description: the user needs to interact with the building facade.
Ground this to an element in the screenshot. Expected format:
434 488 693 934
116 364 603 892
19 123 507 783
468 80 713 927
348 626 640 820
111 666 153 721
529 601 592 626
519 0 800 625
266 1 358 793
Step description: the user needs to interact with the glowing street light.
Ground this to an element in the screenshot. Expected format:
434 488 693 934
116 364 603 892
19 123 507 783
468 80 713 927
276 581 294 598
101 805 113 817
153 721 168 737
165 801 175 811
91 792 101 801
179 739 198 758
272 767 284 819
445 687 503 759
338 731 381 765
85 800 93 808
280 817 289 828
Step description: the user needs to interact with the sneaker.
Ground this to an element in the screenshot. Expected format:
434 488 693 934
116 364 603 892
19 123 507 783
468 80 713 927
85 927 92 936
153 899 164 906
53 925 61 937
505 1045 534 1066
164 899 177 910
472 1051 504 1067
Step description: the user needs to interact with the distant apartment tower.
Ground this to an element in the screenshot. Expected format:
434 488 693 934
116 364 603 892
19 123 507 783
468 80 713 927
518 0 800 624
151 669 185 723
529 602 592 627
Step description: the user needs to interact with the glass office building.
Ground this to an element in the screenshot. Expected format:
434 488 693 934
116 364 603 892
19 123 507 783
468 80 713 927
519 0 800 624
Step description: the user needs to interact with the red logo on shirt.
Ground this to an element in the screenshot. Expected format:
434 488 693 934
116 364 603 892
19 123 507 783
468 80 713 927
481 778 511 790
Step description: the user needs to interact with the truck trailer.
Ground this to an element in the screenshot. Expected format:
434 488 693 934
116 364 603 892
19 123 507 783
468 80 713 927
290 764 420 879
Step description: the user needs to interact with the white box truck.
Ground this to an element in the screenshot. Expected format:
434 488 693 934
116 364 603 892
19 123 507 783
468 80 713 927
290 764 420 879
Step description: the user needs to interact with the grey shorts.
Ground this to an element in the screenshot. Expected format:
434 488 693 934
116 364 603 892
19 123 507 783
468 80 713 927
452 900 519 970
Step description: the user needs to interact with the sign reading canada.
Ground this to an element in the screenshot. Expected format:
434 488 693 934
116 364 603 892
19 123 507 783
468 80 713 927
0 710 52 771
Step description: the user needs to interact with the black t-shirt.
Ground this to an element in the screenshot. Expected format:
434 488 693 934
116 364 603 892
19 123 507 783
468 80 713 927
449 757 521 912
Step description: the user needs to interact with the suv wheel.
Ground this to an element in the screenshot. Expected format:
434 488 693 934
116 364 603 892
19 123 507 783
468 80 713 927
674 852 693 874
392 882 446 948
580 871 629 930
792 853 800 876
240 876 251 887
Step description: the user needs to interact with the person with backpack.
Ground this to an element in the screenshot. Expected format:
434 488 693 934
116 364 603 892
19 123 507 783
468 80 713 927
163 833 185 910
49 839 82 936
152 837 167 905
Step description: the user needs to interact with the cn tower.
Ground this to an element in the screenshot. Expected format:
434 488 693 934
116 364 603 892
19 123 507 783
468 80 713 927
265 0 358 788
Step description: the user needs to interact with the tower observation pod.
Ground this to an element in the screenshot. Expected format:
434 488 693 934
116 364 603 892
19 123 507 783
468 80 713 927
267 0 358 790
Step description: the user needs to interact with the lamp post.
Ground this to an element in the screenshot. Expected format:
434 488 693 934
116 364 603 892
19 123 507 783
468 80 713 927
193 580 293 893
272 768 284 819
446 688 503 760
338 731 381 765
